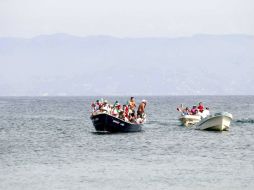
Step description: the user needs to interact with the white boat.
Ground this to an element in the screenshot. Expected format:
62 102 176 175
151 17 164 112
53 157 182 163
195 112 233 131
179 115 201 126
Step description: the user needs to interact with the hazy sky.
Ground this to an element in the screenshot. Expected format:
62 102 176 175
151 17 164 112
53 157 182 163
0 0 254 38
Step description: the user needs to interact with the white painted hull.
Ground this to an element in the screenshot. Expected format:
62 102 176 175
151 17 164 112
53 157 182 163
179 115 201 126
196 112 233 131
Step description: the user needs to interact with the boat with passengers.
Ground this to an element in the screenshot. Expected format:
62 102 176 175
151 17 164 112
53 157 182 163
90 98 147 133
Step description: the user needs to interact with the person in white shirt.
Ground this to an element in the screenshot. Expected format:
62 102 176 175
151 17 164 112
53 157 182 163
201 107 210 118
100 100 110 113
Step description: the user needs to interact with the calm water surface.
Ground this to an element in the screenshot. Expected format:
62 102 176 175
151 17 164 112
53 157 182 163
0 96 254 190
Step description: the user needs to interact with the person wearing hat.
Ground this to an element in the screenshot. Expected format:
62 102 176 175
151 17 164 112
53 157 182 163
137 100 147 118
101 100 111 113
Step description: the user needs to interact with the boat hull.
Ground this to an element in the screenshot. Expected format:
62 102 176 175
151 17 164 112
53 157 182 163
179 115 201 126
90 113 142 133
196 112 233 131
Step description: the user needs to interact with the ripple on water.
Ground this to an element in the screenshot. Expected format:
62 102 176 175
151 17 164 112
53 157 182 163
0 96 254 190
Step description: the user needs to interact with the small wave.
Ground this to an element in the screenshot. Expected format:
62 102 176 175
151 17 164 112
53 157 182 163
235 119 254 124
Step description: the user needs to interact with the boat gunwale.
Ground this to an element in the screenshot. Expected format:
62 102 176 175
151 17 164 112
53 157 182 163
91 112 144 125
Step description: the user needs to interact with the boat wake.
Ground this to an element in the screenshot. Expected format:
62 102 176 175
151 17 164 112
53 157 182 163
235 119 254 124
147 120 177 126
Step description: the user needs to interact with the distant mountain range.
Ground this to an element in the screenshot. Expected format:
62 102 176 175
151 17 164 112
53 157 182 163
0 34 253 96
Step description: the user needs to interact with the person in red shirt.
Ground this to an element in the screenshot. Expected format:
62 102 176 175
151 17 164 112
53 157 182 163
123 105 129 118
198 102 204 113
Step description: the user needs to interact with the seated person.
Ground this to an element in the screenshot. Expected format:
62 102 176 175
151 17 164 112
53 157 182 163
111 103 121 117
136 115 143 124
129 112 136 123
177 104 190 115
118 111 125 120
201 107 210 118
198 102 204 113
100 100 111 113
191 106 198 115
183 107 190 115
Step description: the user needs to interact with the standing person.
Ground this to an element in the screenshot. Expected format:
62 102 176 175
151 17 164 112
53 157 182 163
198 102 204 113
95 100 101 112
123 105 129 118
137 100 147 118
129 97 136 114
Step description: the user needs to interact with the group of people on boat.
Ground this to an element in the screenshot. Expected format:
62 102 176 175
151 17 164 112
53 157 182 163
91 97 147 124
177 102 210 118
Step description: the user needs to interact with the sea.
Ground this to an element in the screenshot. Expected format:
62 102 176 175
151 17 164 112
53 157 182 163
0 96 254 190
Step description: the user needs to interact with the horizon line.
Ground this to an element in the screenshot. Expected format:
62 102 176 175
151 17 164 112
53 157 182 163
0 33 253 40
1 95 254 97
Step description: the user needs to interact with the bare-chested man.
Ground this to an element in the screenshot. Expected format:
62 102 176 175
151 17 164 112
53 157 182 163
129 97 136 113
137 100 147 118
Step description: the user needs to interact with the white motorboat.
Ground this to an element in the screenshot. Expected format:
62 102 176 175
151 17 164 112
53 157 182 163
179 115 201 126
195 112 233 131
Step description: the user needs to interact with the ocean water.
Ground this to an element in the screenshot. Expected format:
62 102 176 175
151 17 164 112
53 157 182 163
0 96 254 190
